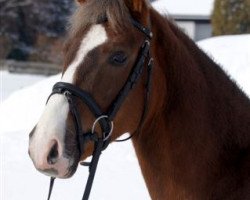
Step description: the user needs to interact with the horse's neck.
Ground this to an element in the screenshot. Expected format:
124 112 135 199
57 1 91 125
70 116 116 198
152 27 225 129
132 11 250 200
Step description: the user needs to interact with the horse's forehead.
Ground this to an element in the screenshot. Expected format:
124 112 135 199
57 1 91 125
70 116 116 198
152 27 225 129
62 24 108 83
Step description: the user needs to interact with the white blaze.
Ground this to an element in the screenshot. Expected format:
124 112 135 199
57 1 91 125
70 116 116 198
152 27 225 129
29 25 107 176
62 25 108 83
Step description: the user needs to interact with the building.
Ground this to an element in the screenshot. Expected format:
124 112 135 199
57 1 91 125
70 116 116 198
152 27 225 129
172 15 211 41
152 0 214 41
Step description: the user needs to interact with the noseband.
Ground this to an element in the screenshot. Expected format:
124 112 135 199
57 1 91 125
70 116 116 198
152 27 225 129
46 18 153 200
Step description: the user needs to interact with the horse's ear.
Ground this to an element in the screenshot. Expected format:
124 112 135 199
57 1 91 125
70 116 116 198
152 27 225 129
124 0 150 24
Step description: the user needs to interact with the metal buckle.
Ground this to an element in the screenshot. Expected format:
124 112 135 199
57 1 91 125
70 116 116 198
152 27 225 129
143 40 150 48
91 115 114 141
148 58 153 68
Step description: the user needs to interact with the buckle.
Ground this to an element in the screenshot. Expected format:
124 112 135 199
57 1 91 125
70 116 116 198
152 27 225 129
91 115 114 141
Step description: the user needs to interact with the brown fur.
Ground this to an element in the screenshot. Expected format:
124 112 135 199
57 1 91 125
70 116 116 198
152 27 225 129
62 0 250 199
69 0 131 36
131 8 250 200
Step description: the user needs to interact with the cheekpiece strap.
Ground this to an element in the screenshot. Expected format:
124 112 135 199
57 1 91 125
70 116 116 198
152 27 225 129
131 18 153 39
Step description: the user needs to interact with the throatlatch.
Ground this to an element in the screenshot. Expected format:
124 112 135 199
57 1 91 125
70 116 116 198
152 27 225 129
46 18 153 200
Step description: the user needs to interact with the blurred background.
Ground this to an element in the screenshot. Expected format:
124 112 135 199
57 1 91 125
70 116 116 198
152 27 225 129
0 0 250 200
0 0 73 65
0 0 249 72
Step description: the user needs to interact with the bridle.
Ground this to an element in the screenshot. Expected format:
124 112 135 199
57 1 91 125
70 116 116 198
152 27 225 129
46 18 153 200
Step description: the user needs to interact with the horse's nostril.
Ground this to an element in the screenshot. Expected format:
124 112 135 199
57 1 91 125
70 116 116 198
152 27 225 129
47 141 59 165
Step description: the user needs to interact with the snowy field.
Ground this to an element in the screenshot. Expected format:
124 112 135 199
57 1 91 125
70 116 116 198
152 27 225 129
197 34 250 97
1 34 250 200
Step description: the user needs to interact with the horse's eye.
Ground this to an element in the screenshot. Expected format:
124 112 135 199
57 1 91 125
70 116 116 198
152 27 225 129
109 51 127 66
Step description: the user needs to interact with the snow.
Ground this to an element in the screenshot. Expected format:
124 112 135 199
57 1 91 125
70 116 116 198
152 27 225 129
1 71 45 101
198 34 250 97
0 73 149 199
152 0 214 16
1 34 250 200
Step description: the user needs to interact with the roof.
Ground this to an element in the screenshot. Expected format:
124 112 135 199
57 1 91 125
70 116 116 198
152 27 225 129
172 14 211 22
152 0 214 16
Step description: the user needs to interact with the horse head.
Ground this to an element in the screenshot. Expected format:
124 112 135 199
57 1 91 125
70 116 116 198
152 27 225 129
28 0 153 179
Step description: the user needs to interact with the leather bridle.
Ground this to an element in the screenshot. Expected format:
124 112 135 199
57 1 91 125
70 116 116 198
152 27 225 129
46 18 153 200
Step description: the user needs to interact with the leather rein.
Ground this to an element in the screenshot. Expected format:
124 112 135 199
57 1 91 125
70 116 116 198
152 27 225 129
46 18 153 200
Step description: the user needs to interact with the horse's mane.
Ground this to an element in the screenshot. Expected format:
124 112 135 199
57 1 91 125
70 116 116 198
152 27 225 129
149 8 250 119
69 0 131 35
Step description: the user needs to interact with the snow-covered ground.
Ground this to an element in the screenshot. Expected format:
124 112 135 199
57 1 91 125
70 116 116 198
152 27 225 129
198 34 250 97
0 71 45 101
1 34 250 200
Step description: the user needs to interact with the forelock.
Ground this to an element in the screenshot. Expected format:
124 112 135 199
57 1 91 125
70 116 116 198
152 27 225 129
69 0 131 35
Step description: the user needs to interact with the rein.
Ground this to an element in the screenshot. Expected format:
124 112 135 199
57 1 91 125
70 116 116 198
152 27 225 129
46 18 153 200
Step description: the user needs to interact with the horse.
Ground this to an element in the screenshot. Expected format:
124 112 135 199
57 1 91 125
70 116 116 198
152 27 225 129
28 0 250 199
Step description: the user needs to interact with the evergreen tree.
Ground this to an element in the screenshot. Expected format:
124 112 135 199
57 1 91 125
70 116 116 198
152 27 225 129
212 0 250 36
31 0 73 36
0 0 73 61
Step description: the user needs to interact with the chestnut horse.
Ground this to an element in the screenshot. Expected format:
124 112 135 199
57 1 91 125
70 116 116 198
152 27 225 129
29 0 250 199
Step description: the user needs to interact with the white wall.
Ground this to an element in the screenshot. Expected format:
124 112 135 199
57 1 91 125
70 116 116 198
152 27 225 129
176 21 196 39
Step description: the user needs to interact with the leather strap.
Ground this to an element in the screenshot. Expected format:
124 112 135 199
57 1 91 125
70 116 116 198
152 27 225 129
47 177 55 200
82 138 103 200
131 18 153 39
107 40 151 119
116 54 153 142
